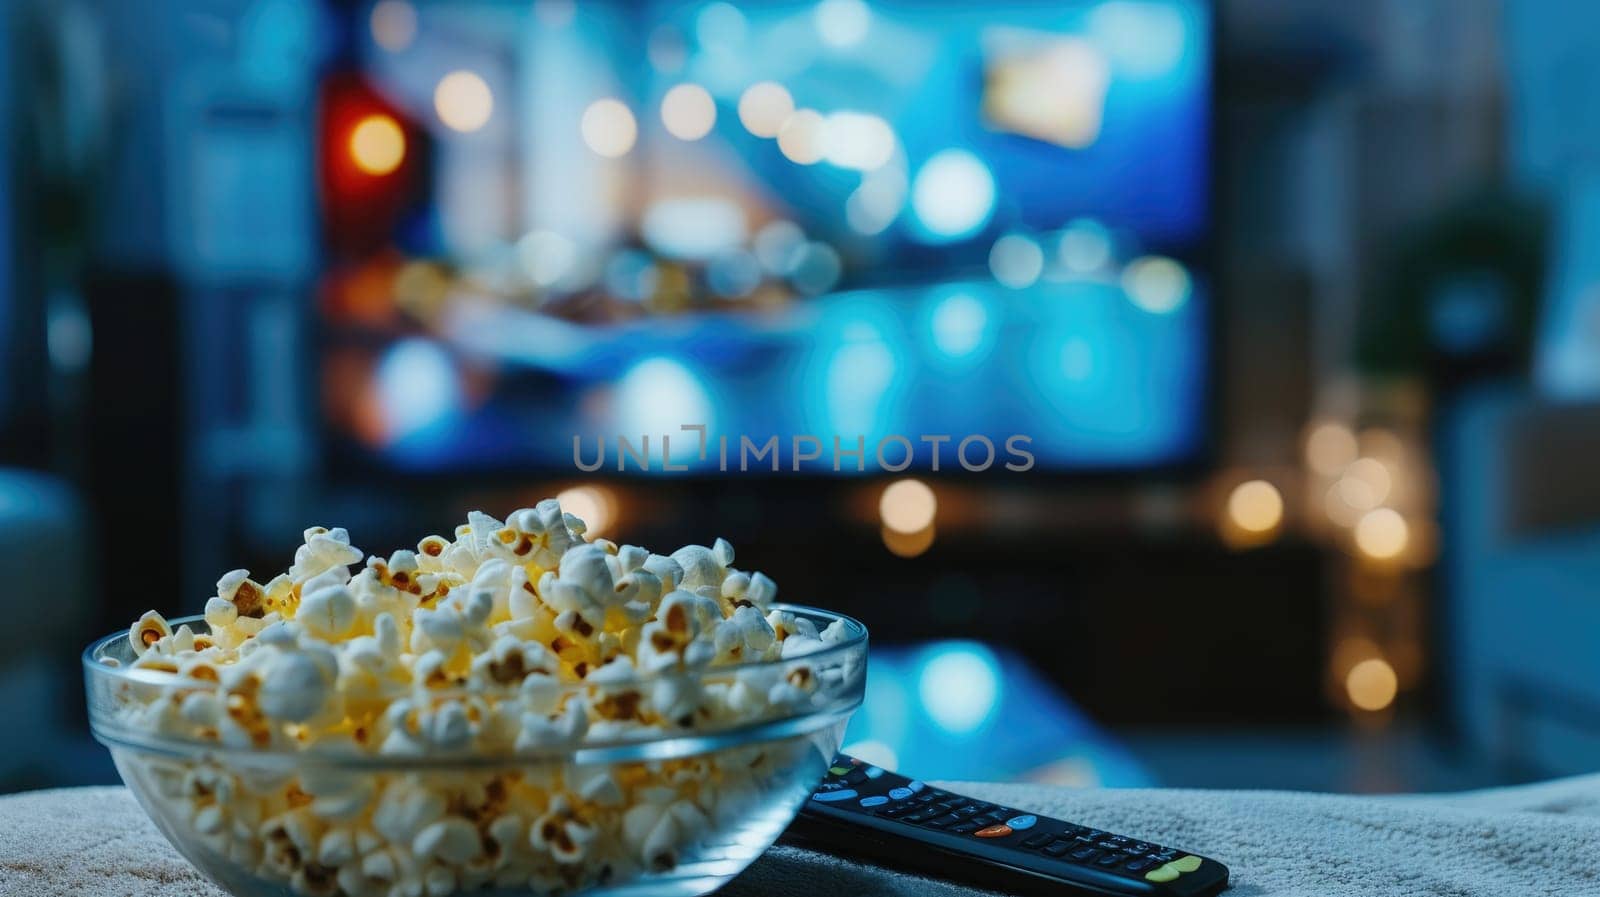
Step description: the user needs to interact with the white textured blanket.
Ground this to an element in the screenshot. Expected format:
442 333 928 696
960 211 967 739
3 777 1598 896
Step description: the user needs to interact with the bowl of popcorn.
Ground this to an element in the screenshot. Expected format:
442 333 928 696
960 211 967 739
84 502 867 897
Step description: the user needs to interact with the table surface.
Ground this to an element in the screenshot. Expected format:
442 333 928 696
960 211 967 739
6 775 1600 896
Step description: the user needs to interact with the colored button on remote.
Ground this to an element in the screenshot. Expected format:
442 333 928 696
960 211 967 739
907 780 926 792
888 787 913 800
974 825 1013 838
1005 815 1037 831
829 766 850 776
865 767 886 779
1171 856 1201 873
859 796 889 808
813 789 858 802
1145 864 1180 883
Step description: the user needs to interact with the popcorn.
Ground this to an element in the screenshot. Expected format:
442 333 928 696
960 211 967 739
105 502 854 897
129 610 171 656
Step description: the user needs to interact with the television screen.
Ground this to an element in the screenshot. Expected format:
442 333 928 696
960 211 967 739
319 0 1211 474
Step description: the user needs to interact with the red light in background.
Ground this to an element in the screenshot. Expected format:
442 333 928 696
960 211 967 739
318 73 425 258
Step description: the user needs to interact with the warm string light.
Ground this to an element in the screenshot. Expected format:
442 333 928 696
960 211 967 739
349 114 405 176
879 478 936 557
1345 657 1398 711
1227 479 1283 534
555 485 616 538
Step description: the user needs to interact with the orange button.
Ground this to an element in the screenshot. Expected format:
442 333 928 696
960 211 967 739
974 825 1013 838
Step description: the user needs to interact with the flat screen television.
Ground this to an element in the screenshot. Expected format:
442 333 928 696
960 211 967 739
318 0 1212 475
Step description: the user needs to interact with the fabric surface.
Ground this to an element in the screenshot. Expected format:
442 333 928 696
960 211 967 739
4 776 1600 896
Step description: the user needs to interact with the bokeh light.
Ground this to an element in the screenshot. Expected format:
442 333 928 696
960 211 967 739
348 114 405 176
696 2 747 50
880 478 937 533
1227 479 1284 533
1345 657 1398 711
815 0 871 48
930 292 989 358
777 109 827 164
556 485 616 537
376 339 460 439
918 644 1000 734
821 112 895 171
1354 508 1409 560
1336 457 1392 511
911 149 996 240
581 98 638 158
516 230 577 288
989 234 1045 288
753 220 806 273
369 0 416 52
737 82 794 138
434 70 494 133
660 83 716 140
1122 255 1191 313
1058 219 1113 273
616 358 713 462
1305 421 1358 476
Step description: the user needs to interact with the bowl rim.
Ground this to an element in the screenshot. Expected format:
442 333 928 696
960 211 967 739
84 602 868 766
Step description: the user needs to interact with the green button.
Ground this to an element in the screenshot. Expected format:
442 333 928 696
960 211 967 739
1145 864 1180 883
1171 856 1202 873
829 766 850 775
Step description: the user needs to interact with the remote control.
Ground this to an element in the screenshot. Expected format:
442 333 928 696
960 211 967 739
780 754 1229 896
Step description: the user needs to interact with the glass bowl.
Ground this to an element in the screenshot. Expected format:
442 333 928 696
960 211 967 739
85 604 866 897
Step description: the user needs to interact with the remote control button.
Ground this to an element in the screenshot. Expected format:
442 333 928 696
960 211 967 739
859 796 889 808
1070 848 1102 862
951 821 981 834
1125 856 1157 873
828 766 850 776
1096 840 1122 851
1005 814 1038 831
888 787 913 801
865 767 886 779
1145 864 1181 883
1020 832 1054 849
923 815 956 829
954 806 981 818
1170 856 1202 873
903 811 935 824
813 789 858 802
907 780 926 792
970 816 1001 828
1042 841 1072 857
974 824 1012 838
914 793 939 803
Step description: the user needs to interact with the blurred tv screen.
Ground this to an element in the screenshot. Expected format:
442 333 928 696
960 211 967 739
318 0 1211 474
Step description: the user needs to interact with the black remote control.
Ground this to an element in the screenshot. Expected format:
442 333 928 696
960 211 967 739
780 754 1229 896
